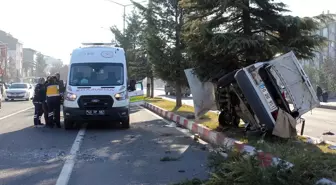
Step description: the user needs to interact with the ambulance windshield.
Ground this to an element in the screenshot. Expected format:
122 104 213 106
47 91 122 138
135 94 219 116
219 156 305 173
69 63 124 86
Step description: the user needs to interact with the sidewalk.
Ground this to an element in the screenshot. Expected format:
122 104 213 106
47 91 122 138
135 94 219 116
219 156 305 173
319 100 336 110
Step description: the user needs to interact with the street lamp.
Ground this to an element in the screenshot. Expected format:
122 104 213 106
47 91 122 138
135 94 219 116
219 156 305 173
104 0 146 34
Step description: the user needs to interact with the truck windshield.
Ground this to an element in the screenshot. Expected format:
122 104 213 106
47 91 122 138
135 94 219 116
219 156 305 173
69 63 124 86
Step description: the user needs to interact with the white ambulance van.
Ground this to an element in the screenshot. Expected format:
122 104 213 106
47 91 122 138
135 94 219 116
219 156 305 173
63 43 141 130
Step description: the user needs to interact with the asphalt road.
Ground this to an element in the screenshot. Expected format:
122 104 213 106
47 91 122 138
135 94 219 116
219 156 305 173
151 89 336 143
0 101 209 185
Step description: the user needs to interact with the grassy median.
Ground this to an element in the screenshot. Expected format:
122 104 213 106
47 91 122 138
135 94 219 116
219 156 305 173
130 95 145 102
146 97 336 183
145 97 219 129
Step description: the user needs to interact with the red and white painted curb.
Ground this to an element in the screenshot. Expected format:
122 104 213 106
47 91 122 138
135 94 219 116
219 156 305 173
143 102 336 184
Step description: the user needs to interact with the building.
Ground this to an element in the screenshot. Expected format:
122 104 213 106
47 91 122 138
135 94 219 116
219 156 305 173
301 11 336 67
22 48 38 77
0 30 23 80
300 12 336 96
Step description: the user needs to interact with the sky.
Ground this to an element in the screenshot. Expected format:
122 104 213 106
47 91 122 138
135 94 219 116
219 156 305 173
0 0 335 64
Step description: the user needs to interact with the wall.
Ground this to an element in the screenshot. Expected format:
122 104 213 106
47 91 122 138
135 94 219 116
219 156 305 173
15 42 23 77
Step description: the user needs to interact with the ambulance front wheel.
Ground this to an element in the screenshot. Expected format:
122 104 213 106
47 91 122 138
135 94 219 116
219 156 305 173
121 117 130 129
64 118 74 130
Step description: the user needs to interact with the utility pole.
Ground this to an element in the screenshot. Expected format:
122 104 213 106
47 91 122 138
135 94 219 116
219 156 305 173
104 0 133 34
104 0 147 34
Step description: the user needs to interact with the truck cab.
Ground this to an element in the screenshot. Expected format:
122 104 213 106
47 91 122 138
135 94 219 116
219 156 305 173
63 43 138 129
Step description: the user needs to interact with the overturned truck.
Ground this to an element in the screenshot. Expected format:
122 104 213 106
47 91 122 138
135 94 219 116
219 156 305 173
185 51 319 137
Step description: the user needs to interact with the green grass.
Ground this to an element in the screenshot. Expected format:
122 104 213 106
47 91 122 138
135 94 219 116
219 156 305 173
130 95 145 102
145 98 336 185
146 97 219 129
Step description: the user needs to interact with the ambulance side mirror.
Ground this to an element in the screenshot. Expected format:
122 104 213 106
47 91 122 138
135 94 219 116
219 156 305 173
128 79 136 92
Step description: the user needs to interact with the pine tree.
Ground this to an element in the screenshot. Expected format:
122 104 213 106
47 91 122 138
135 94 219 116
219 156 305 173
35 53 47 77
133 0 191 106
180 0 335 81
110 10 148 81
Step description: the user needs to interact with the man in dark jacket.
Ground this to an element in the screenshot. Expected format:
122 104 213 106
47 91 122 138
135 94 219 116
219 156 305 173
55 73 65 105
33 78 46 127
317 86 322 101
55 73 65 94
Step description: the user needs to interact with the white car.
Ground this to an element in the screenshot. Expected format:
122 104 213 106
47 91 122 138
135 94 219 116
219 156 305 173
5 83 34 101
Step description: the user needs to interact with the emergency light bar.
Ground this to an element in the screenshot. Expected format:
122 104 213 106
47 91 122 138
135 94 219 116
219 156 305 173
81 43 114 46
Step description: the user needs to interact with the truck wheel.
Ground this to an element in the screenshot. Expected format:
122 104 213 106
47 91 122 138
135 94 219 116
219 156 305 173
64 119 74 130
218 111 238 127
218 111 228 127
121 117 130 129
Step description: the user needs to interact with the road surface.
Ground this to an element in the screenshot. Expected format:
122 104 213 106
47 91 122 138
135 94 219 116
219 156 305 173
0 100 209 185
151 89 336 142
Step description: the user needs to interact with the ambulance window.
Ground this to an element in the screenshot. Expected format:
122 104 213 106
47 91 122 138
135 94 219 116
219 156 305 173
69 63 124 86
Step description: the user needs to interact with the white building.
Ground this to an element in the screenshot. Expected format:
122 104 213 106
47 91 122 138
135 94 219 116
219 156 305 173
7 42 23 78
0 31 23 80
301 12 336 69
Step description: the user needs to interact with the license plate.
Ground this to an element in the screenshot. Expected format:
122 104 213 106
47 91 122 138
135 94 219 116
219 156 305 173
259 84 278 112
85 110 105 115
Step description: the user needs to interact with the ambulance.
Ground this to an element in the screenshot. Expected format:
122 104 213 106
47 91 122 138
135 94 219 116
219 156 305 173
63 43 143 130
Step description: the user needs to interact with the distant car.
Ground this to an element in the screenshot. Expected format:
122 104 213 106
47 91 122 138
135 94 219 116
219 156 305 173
5 83 34 101
164 83 191 97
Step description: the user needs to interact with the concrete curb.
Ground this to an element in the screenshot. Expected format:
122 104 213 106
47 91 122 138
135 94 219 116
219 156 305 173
319 104 336 110
143 102 336 184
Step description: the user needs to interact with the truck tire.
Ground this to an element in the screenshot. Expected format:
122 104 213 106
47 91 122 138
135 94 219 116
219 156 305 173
218 111 240 128
121 117 130 129
64 119 74 130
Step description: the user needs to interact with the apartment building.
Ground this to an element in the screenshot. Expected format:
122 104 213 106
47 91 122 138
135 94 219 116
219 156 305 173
0 30 23 80
301 12 336 69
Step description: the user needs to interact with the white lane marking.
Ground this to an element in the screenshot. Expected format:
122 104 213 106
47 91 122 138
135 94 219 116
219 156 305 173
56 124 87 185
0 106 34 120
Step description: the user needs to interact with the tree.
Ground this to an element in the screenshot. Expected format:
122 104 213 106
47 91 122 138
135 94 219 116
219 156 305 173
180 0 335 81
320 57 336 91
22 60 34 76
35 53 47 77
59 64 69 81
110 10 148 82
133 0 191 106
302 64 319 88
49 60 64 75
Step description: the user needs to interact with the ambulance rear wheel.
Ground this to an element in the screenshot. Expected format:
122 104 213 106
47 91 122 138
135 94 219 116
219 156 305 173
64 119 74 130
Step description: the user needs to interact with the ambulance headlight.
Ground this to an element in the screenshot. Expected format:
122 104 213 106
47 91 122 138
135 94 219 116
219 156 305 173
65 92 77 101
114 91 128 100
